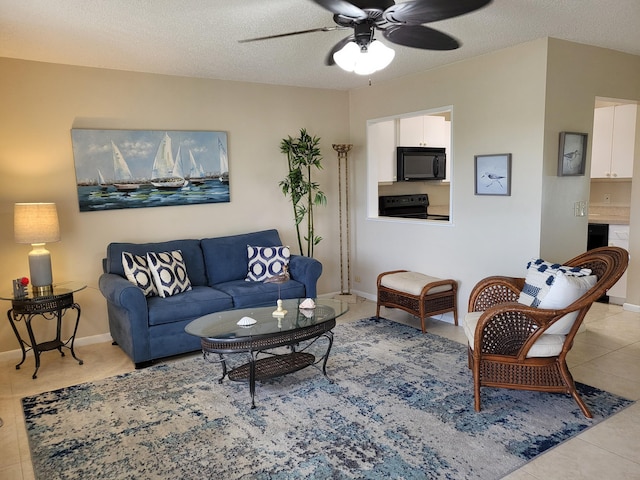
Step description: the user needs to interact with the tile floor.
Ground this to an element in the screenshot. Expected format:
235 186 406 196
1 298 639 479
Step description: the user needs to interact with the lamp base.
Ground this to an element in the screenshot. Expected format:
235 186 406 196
28 243 54 290
32 284 53 296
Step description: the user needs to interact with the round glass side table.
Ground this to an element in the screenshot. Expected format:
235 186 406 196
1 281 86 379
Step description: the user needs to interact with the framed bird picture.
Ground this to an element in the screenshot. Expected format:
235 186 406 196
558 132 588 176
474 153 512 196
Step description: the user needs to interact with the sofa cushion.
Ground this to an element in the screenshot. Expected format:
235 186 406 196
106 239 207 286
517 258 591 307
147 250 192 298
122 252 158 297
214 278 306 308
246 245 290 282
202 229 283 286
147 286 233 326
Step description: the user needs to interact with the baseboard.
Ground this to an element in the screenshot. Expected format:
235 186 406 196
0 333 113 363
623 303 640 313
319 290 375 302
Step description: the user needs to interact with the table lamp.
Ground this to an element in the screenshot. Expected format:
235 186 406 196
14 203 61 295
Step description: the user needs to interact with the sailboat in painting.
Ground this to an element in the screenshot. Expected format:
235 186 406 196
151 133 188 189
218 138 229 185
112 141 140 192
97 169 109 191
186 149 206 185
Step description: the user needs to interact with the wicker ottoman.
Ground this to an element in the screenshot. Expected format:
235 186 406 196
376 270 458 333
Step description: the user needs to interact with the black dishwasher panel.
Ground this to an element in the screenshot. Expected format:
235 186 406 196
587 223 609 303
587 223 609 250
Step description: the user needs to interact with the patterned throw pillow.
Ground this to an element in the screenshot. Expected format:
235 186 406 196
122 252 158 297
246 245 290 282
517 258 591 307
146 250 192 298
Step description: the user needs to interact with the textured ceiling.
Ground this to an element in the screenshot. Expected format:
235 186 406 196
1 0 639 91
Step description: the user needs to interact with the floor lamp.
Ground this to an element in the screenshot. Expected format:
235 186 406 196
333 144 356 303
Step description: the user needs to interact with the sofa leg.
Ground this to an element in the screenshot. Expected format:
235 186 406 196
135 361 154 369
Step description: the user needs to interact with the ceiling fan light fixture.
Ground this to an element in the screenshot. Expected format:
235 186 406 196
333 39 395 75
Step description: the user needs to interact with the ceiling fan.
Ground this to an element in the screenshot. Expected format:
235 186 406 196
240 0 493 72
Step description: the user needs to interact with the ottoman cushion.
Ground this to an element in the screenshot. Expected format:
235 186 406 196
380 271 453 296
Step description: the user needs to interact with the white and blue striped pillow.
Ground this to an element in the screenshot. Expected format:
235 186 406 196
518 258 591 307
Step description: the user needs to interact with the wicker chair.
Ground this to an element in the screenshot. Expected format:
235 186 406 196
465 246 628 418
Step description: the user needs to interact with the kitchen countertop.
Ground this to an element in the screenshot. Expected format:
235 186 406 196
429 205 449 216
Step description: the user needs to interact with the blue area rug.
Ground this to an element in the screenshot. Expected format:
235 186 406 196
23 317 633 479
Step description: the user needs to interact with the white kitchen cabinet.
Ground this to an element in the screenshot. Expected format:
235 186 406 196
369 119 397 183
399 115 451 181
399 115 448 148
591 104 637 178
607 224 629 303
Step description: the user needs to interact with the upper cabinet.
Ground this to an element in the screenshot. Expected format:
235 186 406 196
368 108 453 185
399 114 451 181
369 119 397 183
399 115 449 148
591 104 637 179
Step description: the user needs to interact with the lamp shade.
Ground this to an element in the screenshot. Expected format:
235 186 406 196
333 39 395 75
14 203 61 244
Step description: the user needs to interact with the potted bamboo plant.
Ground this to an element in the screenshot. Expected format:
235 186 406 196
279 128 326 258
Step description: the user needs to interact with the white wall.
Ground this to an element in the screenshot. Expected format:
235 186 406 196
348 39 549 313
2 38 639 356
542 39 640 306
347 38 640 315
0 58 349 354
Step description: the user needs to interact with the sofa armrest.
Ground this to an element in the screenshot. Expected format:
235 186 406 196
288 255 323 298
99 273 153 364
99 273 148 313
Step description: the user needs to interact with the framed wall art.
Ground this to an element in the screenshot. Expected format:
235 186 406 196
558 132 587 176
71 129 230 212
474 153 512 196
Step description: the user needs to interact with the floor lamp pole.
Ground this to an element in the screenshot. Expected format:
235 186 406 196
333 144 356 303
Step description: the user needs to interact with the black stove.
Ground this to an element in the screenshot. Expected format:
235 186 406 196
378 194 449 221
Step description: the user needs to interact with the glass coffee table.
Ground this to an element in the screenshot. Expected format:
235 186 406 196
185 298 348 408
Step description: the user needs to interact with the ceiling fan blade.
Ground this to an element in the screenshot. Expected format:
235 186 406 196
312 0 368 20
384 0 492 24
325 34 355 66
383 25 460 50
239 26 344 43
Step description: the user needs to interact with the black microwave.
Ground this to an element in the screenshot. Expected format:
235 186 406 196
397 146 446 181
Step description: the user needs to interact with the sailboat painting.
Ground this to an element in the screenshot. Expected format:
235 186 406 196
71 129 230 212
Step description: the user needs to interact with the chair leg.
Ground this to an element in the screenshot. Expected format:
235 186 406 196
559 361 593 418
472 351 482 412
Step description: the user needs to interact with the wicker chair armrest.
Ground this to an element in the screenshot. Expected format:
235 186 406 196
473 303 563 359
468 276 525 312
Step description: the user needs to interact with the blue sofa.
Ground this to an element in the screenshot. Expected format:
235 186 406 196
99 229 322 367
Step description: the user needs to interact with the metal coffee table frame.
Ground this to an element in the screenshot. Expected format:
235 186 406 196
187 299 347 409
